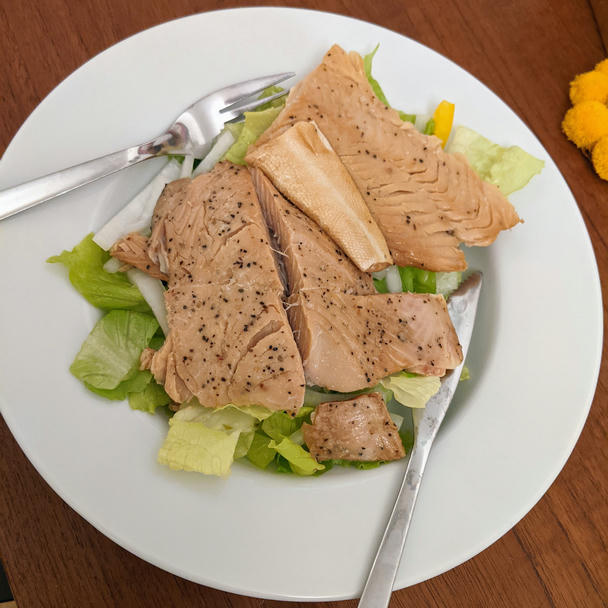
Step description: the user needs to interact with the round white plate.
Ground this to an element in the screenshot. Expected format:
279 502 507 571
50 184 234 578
0 8 602 602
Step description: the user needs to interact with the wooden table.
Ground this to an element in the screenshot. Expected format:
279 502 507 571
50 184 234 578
1 1 606 606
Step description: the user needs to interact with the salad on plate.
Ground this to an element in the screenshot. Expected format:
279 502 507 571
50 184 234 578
48 44 543 478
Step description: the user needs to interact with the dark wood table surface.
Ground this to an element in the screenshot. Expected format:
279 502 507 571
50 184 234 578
1 1 607 606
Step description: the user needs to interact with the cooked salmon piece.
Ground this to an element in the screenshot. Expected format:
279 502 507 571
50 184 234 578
302 393 405 461
254 44 521 271
288 289 462 391
251 167 462 391
110 232 167 280
246 121 392 273
140 162 305 413
251 168 375 295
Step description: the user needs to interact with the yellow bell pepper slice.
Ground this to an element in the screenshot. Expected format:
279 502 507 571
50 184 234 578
432 100 455 147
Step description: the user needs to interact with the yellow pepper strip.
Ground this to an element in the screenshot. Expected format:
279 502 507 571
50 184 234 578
432 100 455 147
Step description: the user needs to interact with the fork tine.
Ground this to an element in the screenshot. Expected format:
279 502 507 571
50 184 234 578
218 72 294 106
220 89 290 121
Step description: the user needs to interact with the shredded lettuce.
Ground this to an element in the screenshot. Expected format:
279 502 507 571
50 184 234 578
379 371 441 409
70 310 158 390
48 234 151 313
447 126 544 195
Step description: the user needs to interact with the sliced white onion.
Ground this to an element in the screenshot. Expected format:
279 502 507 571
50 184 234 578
180 154 194 178
192 129 235 177
372 268 387 280
126 268 169 335
103 257 124 273
385 265 403 293
93 159 181 250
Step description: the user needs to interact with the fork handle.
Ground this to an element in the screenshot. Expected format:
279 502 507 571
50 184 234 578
358 443 431 608
0 144 157 221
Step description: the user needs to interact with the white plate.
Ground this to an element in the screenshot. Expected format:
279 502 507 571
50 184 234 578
0 7 602 602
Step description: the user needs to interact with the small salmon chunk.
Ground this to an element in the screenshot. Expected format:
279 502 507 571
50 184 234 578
302 393 405 462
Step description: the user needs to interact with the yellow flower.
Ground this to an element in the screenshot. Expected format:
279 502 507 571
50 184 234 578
592 135 608 180
569 71 608 104
594 58 608 75
562 101 608 148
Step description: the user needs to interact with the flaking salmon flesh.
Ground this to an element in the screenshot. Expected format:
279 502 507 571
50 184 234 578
251 168 462 392
254 44 521 271
138 162 305 413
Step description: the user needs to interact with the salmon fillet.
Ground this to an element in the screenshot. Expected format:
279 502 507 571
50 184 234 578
251 168 462 392
289 289 462 391
141 162 305 413
302 393 405 461
254 44 521 271
245 120 392 272
251 168 375 295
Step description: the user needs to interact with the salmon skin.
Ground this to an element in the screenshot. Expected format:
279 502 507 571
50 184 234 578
251 168 462 392
302 393 405 462
254 44 521 272
140 162 305 413
246 120 392 273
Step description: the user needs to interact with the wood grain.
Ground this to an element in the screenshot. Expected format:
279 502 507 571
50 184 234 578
1 1 607 606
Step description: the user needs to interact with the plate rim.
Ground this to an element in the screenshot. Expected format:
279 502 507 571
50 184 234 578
0 6 604 602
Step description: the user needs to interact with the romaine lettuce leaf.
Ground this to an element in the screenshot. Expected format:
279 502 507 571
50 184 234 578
246 432 276 469
128 378 171 413
261 411 299 441
86 369 153 401
447 126 544 195
158 418 239 478
157 402 265 477
379 371 441 409
223 86 286 165
47 234 151 313
234 430 255 460
70 310 159 390
175 402 260 433
268 437 324 476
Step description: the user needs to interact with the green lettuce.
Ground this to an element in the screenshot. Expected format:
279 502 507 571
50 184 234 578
70 310 158 390
447 126 544 195
157 402 265 477
379 371 441 409
246 432 277 469
269 437 325 476
223 87 286 165
158 418 240 478
86 369 153 401
363 45 415 124
128 378 171 413
398 266 436 293
47 234 151 313
261 411 300 441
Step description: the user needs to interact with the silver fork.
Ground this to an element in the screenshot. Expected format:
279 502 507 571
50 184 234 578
0 72 293 221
